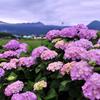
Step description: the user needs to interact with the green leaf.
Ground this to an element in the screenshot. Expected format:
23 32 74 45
45 88 57 100
59 80 71 92
6 72 17 81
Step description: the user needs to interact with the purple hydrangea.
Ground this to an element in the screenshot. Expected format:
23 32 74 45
46 30 60 40
83 49 100 65
59 27 77 38
78 29 97 40
47 61 63 72
31 46 49 59
70 61 93 81
2 62 17 70
11 91 37 100
97 39 100 45
64 46 87 60
11 93 24 100
0 68 5 77
54 40 65 50
4 80 24 96
19 43 28 53
3 40 20 50
73 24 88 31
82 73 100 100
64 39 93 50
40 50 58 60
18 56 36 67
1 58 18 70
3 50 19 58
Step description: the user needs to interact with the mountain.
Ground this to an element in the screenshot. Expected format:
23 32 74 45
0 21 66 35
0 21 8 24
87 20 100 30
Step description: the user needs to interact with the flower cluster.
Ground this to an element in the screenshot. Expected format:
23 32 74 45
82 73 100 100
31 46 49 59
4 80 24 96
54 40 65 50
3 40 20 50
60 61 75 75
40 49 58 60
70 61 93 81
46 24 97 41
18 56 36 67
83 49 100 65
33 80 47 91
47 61 63 72
46 30 60 40
0 68 5 77
11 91 37 100
64 46 87 60
65 39 93 50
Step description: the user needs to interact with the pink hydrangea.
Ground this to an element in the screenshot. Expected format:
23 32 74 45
65 39 93 50
18 56 36 67
59 27 77 38
60 61 75 75
19 43 28 53
3 40 20 50
40 50 58 60
4 80 24 96
11 91 37 100
82 73 100 100
78 29 97 40
47 61 63 72
3 50 19 58
82 49 100 65
54 40 65 50
31 46 49 59
70 61 93 81
64 46 87 60
46 30 60 40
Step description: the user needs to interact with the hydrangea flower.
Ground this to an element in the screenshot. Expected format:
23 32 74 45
4 80 24 96
65 39 93 50
73 24 88 31
60 61 75 75
31 46 49 59
11 91 37 100
83 49 100 65
40 50 58 60
46 30 60 40
54 40 65 50
3 50 19 58
11 93 24 100
19 43 28 53
3 40 20 50
59 27 77 38
0 68 5 77
18 57 36 67
33 80 47 91
97 39 100 44
64 46 87 60
78 29 97 40
47 61 63 72
70 61 93 81
2 62 17 70
82 73 100 100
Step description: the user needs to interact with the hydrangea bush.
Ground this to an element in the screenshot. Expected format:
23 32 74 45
0 24 100 100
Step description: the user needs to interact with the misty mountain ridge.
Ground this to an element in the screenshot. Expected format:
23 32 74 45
0 20 99 35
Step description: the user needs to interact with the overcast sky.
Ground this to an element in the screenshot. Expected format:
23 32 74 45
0 0 99 25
